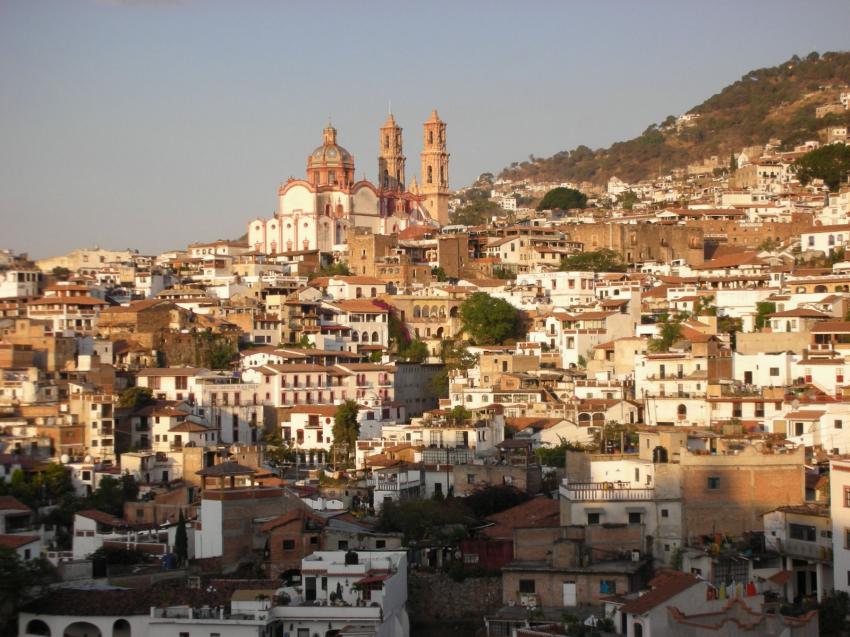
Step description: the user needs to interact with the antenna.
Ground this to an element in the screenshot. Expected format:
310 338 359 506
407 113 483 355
388 100 392 116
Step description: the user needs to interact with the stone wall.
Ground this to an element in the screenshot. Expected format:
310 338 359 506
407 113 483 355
407 571 502 623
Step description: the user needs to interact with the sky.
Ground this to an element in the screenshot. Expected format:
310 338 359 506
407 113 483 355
1 0 850 258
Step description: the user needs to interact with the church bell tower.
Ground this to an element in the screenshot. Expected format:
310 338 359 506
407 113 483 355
420 109 449 225
378 113 405 192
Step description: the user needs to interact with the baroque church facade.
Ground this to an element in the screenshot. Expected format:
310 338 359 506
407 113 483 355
248 111 449 255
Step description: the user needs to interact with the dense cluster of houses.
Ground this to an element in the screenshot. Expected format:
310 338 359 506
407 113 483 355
6 122 850 637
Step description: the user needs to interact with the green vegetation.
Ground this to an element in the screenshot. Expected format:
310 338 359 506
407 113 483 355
332 400 360 468
648 318 683 353
459 292 522 345
756 301 776 329
429 341 478 398
51 266 71 281
794 143 850 191
492 266 517 280
262 430 295 473
0 547 58 632
559 249 628 272
449 405 471 425
398 339 429 363
118 386 154 410
308 261 351 280
431 266 448 282
534 440 588 467
449 198 501 226
536 187 587 211
501 52 850 185
616 190 640 210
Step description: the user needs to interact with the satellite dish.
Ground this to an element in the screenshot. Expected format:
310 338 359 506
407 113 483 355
60 454 70 464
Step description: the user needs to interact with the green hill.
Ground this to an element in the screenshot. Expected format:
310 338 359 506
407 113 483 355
499 51 850 185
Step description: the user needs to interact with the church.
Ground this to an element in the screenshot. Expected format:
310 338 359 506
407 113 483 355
248 110 450 255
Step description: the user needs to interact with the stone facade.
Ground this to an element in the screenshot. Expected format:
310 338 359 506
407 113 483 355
561 223 704 265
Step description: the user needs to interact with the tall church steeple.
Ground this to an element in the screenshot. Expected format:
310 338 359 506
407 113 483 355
420 109 449 225
378 111 405 192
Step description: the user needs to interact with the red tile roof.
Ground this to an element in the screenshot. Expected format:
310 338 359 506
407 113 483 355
0 534 39 549
481 497 560 540
621 572 702 615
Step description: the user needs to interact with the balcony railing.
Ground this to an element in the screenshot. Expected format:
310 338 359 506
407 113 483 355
560 481 655 502
775 538 833 561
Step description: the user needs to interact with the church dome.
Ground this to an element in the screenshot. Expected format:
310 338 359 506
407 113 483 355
307 125 355 187
308 125 354 168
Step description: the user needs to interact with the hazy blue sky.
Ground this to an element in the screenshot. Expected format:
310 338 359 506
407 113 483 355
2 0 849 257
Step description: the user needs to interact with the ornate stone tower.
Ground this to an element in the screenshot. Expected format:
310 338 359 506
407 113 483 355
420 109 449 225
378 113 405 192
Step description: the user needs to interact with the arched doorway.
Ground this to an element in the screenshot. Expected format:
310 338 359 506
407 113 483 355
677 404 687 421
112 620 131 637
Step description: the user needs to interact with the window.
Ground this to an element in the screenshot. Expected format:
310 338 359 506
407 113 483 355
376 539 386 549
518 579 535 593
587 512 600 525
844 529 850 550
769 367 779 377
599 580 616 594
467 473 476 485
628 512 643 524
837 420 844 429
844 487 850 508
661 508 669 518
282 539 296 551
707 477 720 490
338 540 349 550
789 523 817 542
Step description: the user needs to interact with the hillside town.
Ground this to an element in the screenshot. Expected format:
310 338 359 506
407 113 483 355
3 93 850 637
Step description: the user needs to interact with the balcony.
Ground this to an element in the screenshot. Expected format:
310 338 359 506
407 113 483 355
774 538 833 562
559 481 655 502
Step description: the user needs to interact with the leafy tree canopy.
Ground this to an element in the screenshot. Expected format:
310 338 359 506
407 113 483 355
333 400 360 468
794 143 850 191
559 249 627 273
308 261 351 280
459 292 521 345
118 386 154 411
536 187 587 211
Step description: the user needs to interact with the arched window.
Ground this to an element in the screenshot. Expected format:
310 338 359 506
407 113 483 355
427 166 433 184
829 235 836 246
64 622 102 637
677 404 687 420
113 619 131 637
815 285 828 293
356 287 363 298
413 306 421 318
578 413 591 424
352 332 359 342
428 131 434 144
26 620 51 636
370 287 377 297
361 332 368 343
371 331 379 342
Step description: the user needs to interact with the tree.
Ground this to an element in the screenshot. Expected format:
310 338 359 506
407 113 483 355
449 405 470 425
89 475 131 517
431 266 448 282
207 340 236 369
118 386 154 410
175 509 188 565
648 320 683 353
262 430 295 473
376 498 472 543
536 187 587 211
459 292 521 345
398 339 428 363
794 144 850 191
333 400 360 468
492 266 517 280
308 261 351 280
534 440 587 468
51 266 71 281
755 301 777 329
449 199 501 226
462 485 530 519
616 190 640 210
0 548 57 631
559 249 628 273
